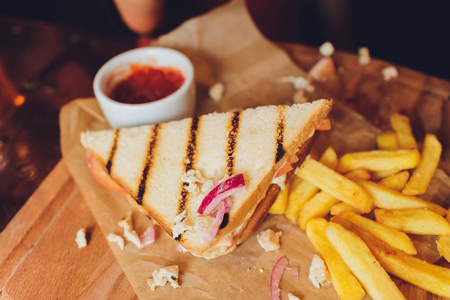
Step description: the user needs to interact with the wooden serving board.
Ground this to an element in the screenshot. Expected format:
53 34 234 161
1 42 449 300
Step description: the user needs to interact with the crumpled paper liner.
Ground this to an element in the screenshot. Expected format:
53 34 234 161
60 1 450 299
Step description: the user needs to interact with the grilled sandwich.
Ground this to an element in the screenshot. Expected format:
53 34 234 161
80 99 332 259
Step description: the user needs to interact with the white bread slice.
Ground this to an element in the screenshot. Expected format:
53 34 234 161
81 99 332 258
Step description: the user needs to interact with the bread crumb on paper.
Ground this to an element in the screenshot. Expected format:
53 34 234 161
279 76 315 93
381 66 399 81
147 265 180 291
107 233 124 250
293 90 308 104
209 82 225 101
309 254 331 288
358 47 371 65
319 41 335 57
257 229 282 251
75 228 87 248
288 293 301 300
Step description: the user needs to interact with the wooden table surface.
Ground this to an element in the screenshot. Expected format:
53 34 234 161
0 17 449 300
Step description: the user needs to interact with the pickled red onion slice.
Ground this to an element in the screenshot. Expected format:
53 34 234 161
203 201 226 243
139 225 156 248
270 256 289 300
197 174 245 215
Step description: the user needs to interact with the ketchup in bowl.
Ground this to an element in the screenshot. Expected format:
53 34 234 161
109 64 185 104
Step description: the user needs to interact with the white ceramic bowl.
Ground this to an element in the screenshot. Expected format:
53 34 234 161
93 47 195 128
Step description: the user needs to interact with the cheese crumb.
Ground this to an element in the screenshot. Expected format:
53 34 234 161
288 293 301 300
381 66 399 81
209 82 225 102
309 254 331 288
257 229 282 251
319 42 334 57
271 173 287 190
358 47 371 65
75 228 87 248
147 265 180 290
118 212 142 249
107 233 124 250
172 210 188 239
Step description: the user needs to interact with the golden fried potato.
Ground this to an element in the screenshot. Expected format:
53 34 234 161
378 170 409 192
402 134 442 195
268 184 289 214
344 168 372 181
339 211 416 255
372 169 402 180
285 181 318 221
299 191 338 230
333 215 450 298
319 146 339 170
306 218 365 300
285 147 338 222
297 158 373 213
337 149 420 173
357 180 447 216
390 113 418 149
374 208 450 235
437 213 450 263
326 222 406 300
330 202 363 216
376 130 399 150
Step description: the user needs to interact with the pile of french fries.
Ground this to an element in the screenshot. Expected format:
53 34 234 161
270 113 450 300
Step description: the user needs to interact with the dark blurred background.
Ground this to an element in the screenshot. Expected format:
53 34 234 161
0 0 448 79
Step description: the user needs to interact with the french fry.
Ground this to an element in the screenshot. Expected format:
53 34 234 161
339 211 416 255
344 168 372 181
330 202 362 216
357 180 447 216
325 222 406 300
289 174 303 192
374 208 450 235
390 113 418 149
333 215 450 298
306 218 365 300
437 213 450 263
378 170 409 191
285 147 338 221
337 149 420 173
268 184 289 214
297 158 373 213
402 134 442 195
285 181 318 221
372 169 401 180
299 191 338 230
376 130 399 150
319 146 338 170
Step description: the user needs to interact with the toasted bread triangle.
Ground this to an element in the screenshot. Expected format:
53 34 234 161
81 99 332 258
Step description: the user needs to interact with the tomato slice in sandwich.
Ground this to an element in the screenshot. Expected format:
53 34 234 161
85 149 128 194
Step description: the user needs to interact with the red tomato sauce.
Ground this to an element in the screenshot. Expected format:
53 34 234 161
109 64 185 104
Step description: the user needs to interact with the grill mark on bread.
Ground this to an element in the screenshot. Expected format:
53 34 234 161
106 129 120 174
175 117 200 241
181 118 200 200
275 106 286 163
226 111 241 176
137 124 160 205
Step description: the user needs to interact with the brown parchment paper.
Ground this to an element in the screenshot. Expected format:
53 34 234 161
60 1 450 299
